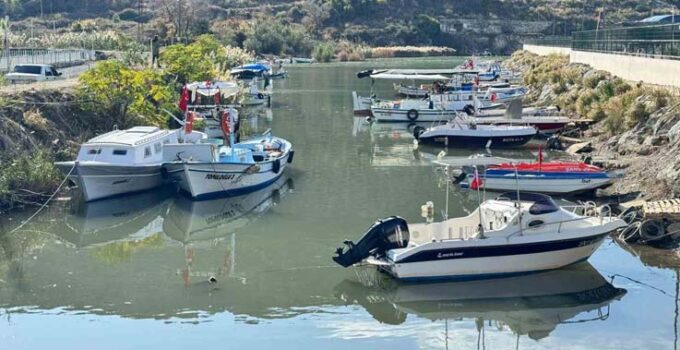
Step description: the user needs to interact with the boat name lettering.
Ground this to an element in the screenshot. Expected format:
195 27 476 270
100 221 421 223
578 237 600 247
437 251 464 259
206 173 237 180
502 137 523 142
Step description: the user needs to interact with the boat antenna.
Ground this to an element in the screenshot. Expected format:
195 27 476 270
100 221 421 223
514 162 523 236
475 165 485 239
438 150 450 220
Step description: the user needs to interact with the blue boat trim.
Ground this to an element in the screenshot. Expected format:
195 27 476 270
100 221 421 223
185 172 284 200
395 233 607 264
392 257 593 282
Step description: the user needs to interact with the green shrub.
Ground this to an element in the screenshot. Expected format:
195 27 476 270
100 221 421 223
313 42 335 62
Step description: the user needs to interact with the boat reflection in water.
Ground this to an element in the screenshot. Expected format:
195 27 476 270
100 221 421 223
335 263 626 343
58 186 175 248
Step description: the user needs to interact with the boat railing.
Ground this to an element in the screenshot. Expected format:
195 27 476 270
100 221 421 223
505 204 617 238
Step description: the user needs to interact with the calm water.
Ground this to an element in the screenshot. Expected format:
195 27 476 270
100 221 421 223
1 57 680 349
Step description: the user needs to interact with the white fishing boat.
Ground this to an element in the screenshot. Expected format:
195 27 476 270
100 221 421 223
183 80 240 138
55 126 205 202
241 79 271 106
333 192 625 281
162 114 294 199
413 116 537 148
370 99 457 122
472 100 571 133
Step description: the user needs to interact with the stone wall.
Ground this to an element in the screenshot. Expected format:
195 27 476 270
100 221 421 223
570 51 680 87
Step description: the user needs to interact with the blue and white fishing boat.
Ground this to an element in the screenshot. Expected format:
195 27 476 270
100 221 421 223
333 192 625 281
162 114 294 199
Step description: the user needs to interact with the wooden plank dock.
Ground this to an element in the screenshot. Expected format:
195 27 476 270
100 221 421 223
643 199 680 220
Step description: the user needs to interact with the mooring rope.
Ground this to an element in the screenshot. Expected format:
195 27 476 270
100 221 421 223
9 163 75 234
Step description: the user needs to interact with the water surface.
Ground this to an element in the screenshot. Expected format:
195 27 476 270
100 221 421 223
1 57 679 350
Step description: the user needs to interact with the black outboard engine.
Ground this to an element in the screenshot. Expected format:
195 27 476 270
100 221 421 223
333 216 409 268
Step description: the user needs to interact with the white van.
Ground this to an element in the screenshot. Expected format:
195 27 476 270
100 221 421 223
5 64 62 83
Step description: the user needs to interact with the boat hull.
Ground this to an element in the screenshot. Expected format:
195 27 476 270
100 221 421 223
56 162 164 202
371 108 456 122
384 233 607 281
417 133 534 148
164 158 288 200
471 175 614 194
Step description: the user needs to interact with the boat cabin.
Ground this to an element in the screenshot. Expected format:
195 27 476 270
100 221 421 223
77 127 180 165
406 193 582 245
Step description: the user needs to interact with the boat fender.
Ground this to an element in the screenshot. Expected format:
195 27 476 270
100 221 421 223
463 105 475 116
640 219 666 242
287 149 295 164
160 167 169 180
413 126 426 140
272 159 281 174
407 109 419 121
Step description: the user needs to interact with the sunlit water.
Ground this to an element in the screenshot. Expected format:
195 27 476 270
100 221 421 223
1 57 679 350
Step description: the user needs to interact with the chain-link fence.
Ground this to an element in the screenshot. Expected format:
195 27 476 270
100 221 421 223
0 48 96 72
572 24 680 59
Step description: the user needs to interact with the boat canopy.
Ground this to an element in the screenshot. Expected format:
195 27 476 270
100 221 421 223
239 63 271 72
185 81 239 97
496 192 560 215
369 73 450 81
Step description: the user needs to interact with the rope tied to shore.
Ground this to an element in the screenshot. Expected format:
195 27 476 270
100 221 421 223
9 162 75 234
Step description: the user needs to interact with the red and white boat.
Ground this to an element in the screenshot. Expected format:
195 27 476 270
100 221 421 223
462 152 615 194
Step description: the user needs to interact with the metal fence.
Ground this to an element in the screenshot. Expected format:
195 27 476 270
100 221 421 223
524 36 572 48
0 48 96 72
572 24 680 59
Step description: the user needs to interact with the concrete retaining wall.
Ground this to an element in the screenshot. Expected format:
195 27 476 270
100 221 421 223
570 51 680 87
522 44 571 56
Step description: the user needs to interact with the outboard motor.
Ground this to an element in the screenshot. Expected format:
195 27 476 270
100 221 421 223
333 216 409 268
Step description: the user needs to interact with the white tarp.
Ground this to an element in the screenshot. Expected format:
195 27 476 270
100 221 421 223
186 81 240 97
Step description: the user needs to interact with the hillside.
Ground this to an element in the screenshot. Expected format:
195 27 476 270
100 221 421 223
2 0 680 55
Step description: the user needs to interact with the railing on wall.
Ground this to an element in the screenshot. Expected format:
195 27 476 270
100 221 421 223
572 23 680 60
526 24 680 60
524 36 572 48
0 48 96 72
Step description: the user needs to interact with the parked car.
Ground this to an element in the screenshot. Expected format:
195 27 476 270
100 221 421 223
5 64 62 84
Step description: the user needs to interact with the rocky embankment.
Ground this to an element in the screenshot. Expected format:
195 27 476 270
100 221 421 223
506 51 680 200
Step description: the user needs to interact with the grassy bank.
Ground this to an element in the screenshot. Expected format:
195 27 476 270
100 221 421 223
313 42 455 63
507 51 677 134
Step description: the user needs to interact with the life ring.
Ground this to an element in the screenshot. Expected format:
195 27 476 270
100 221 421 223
463 105 475 116
640 219 666 242
407 109 419 121
287 149 295 164
220 110 231 135
272 159 281 174
413 126 426 140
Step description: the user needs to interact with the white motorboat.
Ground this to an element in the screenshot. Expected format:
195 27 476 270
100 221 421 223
461 160 616 194
472 100 571 134
333 192 625 281
413 116 537 148
162 117 294 199
55 126 205 202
